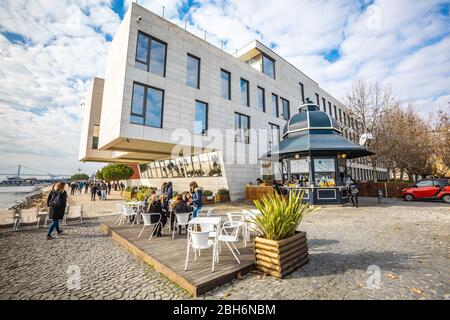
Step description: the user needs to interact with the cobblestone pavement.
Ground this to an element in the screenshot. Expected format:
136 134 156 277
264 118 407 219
0 198 448 300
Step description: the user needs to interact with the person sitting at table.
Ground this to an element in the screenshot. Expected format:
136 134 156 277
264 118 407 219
182 191 192 205
145 194 166 237
171 194 192 234
159 194 169 213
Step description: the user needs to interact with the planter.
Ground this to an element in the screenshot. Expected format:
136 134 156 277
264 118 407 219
254 231 309 278
215 194 230 203
121 191 135 200
201 195 215 205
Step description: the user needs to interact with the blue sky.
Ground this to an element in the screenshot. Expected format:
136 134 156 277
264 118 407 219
0 0 449 175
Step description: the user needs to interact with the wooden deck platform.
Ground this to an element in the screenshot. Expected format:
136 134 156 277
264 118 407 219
100 222 255 297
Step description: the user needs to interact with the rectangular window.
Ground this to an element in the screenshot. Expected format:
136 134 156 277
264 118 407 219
194 100 208 135
268 123 280 149
328 102 332 115
299 82 305 103
234 113 250 144
315 93 320 105
339 109 342 123
240 78 249 106
322 98 326 112
220 69 231 100
135 31 167 77
281 98 290 121
343 112 347 126
271 93 279 117
186 53 200 89
92 125 99 149
130 82 164 128
262 54 275 79
333 105 337 119
257 86 265 112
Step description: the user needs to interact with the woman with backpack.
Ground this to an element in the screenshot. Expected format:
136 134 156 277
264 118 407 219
46 181 67 240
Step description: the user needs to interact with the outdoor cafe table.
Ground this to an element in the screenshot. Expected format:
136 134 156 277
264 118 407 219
188 216 222 228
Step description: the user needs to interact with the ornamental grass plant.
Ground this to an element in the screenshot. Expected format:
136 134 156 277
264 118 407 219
251 190 317 241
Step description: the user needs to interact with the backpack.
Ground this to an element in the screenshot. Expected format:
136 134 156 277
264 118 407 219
49 191 62 207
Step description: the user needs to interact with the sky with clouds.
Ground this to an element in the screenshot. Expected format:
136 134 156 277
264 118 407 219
0 0 449 176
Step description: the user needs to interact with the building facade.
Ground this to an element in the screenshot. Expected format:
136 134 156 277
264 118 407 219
79 3 388 200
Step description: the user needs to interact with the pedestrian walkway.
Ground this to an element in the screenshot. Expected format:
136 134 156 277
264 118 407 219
67 189 125 218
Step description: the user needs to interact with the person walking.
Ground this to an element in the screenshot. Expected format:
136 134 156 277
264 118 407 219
107 181 112 195
70 182 76 195
189 181 202 218
46 182 67 240
349 179 360 208
78 181 84 194
120 182 125 191
90 183 98 201
84 181 89 194
100 181 107 200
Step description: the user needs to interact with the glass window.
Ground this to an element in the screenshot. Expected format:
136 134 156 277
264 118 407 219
268 123 280 149
194 100 208 135
130 83 145 125
136 33 149 64
271 93 279 117
416 180 433 187
145 87 164 128
315 93 320 105
313 158 336 187
220 69 231 100
281 98 290 121
333 105 337 119
186 54 200 88
130 82 164 128
299 82 305 103
322 98 326 112
328 102 332 115
149 38 166 77
235 113 250 144
240 78 249 106
339 109 342 123
262 54 275 79
135 32 166 77
257 86 265 112
92 125 99 149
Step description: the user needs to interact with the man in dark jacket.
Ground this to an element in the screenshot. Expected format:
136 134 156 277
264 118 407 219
46 182 67 240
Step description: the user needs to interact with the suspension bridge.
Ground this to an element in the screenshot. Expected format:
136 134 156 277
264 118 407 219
0 165 72 180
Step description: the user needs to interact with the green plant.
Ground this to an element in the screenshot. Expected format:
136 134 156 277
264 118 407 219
251 190 317 241
99 163 134 181
203 190 213 196
70 173 89 181
217 188 229 195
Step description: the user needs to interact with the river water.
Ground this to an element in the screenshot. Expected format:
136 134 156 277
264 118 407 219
0 190 43 209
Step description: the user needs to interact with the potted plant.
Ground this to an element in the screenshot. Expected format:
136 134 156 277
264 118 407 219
250 190 317 278
215 188 230 203
201 190 215 205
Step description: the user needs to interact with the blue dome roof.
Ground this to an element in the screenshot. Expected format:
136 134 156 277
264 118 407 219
282 102 341 137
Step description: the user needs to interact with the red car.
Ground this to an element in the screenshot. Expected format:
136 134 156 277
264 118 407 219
402 178 450 203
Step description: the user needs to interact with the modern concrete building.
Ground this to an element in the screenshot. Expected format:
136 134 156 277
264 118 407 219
79 2 388 200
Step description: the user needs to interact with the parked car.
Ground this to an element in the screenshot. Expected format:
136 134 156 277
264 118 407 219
401 178 450 203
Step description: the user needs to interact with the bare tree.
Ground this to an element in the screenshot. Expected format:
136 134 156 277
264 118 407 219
433 108 450 175
346 79 396 182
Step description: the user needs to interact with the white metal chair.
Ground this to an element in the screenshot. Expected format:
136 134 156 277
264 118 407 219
116 204 137 226
217 221 242 264
138 213 163 240
185 224 217 272
172 212 190 239
63 205 83 225
0 209 18 231
227 212 247 247
242 209 262 240
16 208 39 230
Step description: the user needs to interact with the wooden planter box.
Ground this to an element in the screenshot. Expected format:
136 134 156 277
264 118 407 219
254 231 309 278
215 194 230 203
202 195 215 205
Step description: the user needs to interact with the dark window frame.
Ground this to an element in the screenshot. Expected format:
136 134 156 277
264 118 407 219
328 102 332 115
257 86 266 112
333 105 337 119
220 68 231 100
240 78 250 107
135 31 168 77
271 93 279 118
261 53 276 79
322 97 326 112
315 93 320 105
299 82 305 103
194 100 208 135
281 97 290 121
187 53 201 89
234 112 250 144
130 81 165 129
